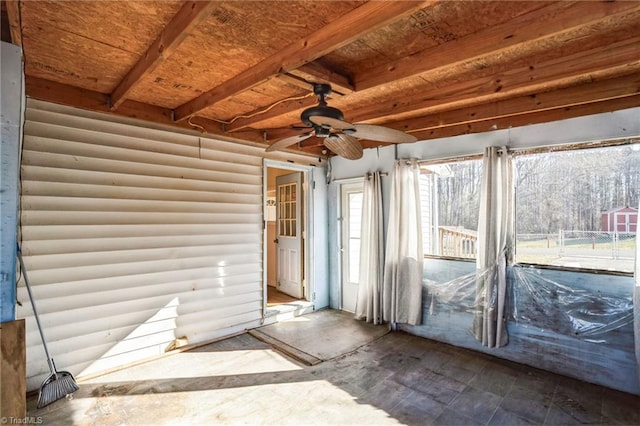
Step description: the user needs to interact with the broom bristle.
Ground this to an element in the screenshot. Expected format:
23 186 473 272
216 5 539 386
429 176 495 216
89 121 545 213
37 371 79 409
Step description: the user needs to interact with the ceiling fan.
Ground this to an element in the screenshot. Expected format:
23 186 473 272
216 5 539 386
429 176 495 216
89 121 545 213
265 83 417 160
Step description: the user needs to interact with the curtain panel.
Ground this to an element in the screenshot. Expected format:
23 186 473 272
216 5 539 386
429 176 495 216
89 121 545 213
634 199 640 386
383 159 424 326
473 146 514 348
355 172 384 324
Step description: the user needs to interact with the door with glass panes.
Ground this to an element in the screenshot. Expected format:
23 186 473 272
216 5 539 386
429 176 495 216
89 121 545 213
275 172 303 298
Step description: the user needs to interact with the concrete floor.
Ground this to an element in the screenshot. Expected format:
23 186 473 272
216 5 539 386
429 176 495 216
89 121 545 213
28 309 640 425
252 309 390 362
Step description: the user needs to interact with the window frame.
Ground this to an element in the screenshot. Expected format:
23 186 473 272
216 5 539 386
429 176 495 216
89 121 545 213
418 138 637 277
419 155 483 262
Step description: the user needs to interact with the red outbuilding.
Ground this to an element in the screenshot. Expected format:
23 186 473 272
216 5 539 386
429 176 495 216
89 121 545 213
601 206 638 233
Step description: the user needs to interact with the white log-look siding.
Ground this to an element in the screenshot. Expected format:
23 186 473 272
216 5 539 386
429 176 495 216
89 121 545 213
16 100 318 391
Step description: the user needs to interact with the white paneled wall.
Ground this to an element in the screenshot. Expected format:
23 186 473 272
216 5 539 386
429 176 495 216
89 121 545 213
16 101 316 390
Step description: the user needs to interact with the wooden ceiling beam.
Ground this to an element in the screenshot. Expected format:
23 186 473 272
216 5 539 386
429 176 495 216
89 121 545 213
410 95 640 142
26 76 265 144
173 0 433 122
288 62 354 95
110 1 218 110
275 73 317 93
225 94 317 134
347 36 640 124
390 73 640 135
264 127 306 142
5 0 22 46
355 2 640 92
252 34 640 137
267 94 640 146
221 4 640 135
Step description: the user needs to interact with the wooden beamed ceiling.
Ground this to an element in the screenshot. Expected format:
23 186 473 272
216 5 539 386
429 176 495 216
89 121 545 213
3 0 640 158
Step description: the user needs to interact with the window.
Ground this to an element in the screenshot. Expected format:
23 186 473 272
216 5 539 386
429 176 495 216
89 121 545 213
514 143 639 273
278 182 297 237
419 159 483 259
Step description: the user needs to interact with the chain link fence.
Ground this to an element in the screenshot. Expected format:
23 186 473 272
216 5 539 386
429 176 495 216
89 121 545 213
516 230 636 273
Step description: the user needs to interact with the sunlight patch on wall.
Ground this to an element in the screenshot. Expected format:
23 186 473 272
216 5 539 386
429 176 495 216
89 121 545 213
79 297 180 377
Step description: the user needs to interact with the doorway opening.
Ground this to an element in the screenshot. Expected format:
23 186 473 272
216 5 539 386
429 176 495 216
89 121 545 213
264 163 314 322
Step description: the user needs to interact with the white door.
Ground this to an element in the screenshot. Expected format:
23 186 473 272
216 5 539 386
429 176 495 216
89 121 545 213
276 172 304 298
341 182 363 312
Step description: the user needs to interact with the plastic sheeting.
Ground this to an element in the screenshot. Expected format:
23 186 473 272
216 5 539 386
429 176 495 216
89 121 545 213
512 266 633 340
424 264 634 342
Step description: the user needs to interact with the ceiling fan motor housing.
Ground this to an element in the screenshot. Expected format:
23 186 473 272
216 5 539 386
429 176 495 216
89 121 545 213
299 82 345 137
300 105 344 135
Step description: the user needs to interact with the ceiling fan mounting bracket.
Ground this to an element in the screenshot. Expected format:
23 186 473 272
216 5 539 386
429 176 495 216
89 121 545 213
312 83 332 99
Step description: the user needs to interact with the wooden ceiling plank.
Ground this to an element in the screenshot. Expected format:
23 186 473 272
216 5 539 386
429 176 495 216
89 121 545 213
348 36 640 123
411 95 640 142
173 0 433 122
5 0 22 46
356 1 640 91
110 1 218 110
390 73 640 134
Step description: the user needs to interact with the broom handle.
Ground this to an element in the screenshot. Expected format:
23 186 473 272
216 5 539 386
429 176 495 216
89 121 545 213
17 245 57 375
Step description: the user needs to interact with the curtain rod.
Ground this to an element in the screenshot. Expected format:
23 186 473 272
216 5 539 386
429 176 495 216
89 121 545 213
332 172 389 183
367 172 389 178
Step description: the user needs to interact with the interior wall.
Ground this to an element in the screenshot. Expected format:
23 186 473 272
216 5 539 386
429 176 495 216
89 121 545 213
397 107 640 161
327 106 640 394
0 42 23 323
16 100 325 391
402 258 639 395
311 166 329 309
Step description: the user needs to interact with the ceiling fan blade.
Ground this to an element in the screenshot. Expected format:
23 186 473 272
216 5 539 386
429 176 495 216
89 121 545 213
308 116 355 131
265 132 313 152
350 124 417 143
324 134 363 160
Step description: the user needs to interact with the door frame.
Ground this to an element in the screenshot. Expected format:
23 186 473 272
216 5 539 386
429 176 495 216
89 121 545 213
263 160 313 318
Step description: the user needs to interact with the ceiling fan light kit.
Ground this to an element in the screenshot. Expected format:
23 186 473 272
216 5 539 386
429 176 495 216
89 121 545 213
267 83 417 160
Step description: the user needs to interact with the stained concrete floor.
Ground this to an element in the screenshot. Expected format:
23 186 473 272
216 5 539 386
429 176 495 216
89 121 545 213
28 309 640 425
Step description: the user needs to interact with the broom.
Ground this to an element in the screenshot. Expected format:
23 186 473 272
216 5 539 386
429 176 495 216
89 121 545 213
17 244 79 408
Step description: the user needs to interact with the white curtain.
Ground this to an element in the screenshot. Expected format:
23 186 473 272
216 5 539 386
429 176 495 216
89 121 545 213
383 159 424 326
473 146 513 348
634 199 640 386
355 172 384 324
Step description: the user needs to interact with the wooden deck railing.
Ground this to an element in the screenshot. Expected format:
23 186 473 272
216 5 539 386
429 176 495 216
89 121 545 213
438 226 477 258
